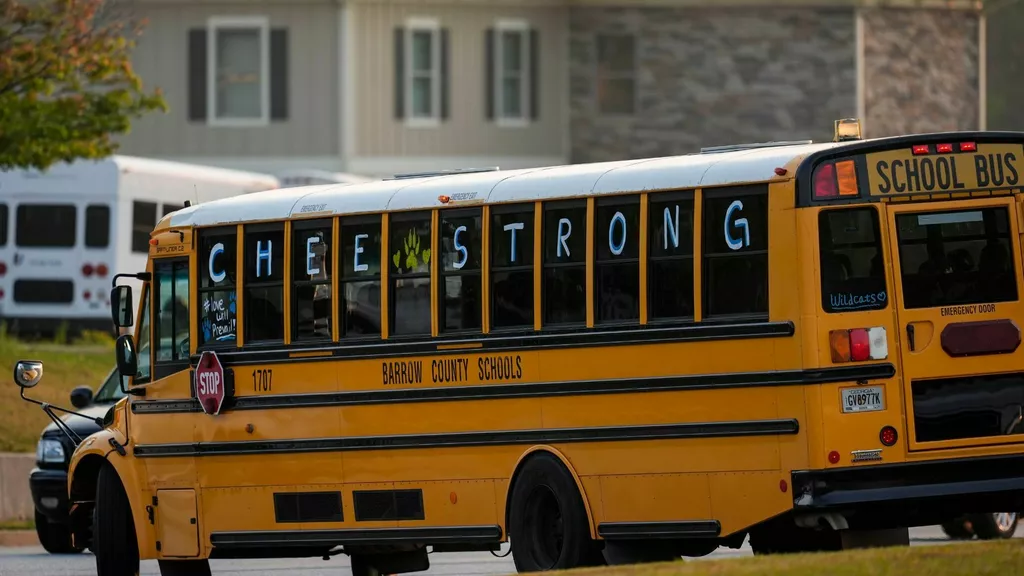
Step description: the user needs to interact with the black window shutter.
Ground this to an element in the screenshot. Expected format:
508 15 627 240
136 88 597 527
270 28 289 121
440 28 450 120
485 28 495 121
394 27 405 120
529 29 539 121
188 28 207 122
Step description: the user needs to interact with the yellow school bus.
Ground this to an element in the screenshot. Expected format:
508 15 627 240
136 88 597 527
13 119 1024 576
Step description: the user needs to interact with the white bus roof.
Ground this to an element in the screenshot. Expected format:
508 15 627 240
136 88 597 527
0 155 279 194
164 141 844 229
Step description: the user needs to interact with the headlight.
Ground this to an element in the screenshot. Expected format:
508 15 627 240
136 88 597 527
36 438 65 464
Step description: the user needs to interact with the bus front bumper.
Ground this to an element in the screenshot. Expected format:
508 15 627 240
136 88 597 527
790 453 1024 529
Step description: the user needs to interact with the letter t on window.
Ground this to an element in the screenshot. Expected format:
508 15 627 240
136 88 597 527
504 222 524 263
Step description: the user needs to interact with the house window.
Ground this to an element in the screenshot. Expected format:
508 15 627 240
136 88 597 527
407 20 440 122
496 21 529 122
208 16 269 125
596 34 636 115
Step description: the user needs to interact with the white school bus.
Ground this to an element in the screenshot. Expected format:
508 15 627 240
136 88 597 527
12 119 1024 576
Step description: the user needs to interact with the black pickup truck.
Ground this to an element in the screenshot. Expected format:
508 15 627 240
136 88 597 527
29 366 123 554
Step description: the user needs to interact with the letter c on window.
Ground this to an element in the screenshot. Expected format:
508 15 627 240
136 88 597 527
209 242 226 283
724 200 750 251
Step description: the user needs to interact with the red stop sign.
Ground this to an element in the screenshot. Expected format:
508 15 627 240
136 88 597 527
195 351 226 416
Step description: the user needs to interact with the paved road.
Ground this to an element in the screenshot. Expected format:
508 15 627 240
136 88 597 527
0 526 1013 576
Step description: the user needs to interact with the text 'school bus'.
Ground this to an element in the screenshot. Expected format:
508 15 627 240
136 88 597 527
14 119 1024 576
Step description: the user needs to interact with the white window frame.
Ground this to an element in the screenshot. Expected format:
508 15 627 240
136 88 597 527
405 17 441 128
494 19 530 128
207 15 271 128
595 33 637 116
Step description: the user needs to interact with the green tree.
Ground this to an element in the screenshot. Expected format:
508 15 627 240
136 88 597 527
0 0 166 171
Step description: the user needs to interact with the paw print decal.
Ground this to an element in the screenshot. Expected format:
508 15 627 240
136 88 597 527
393 228 430 273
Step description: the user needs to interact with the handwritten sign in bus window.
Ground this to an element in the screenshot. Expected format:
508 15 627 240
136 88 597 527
201 290 237 344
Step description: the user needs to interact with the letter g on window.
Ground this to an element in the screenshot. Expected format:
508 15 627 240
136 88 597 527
724 200 750 251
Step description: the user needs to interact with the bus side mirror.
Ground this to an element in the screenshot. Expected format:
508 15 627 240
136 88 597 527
13 360 44 389
115 335 139 379
111 286 134 328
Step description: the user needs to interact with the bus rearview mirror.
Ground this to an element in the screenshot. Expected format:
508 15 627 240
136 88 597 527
111 286 134 328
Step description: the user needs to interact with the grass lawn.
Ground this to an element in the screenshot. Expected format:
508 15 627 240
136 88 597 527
0 329 114 452
0 518 34 531
530 541 1024 576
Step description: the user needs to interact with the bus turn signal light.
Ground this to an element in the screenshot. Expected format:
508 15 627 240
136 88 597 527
835 160 858 196
829 327 888 363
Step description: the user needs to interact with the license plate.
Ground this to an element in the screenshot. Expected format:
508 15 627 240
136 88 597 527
841 386 885 413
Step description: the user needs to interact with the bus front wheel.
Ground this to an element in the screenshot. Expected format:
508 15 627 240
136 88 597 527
508 453 602 572
93 463 140 576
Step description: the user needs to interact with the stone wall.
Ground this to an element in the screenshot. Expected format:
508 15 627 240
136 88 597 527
862 8 980 138
569 7 857 164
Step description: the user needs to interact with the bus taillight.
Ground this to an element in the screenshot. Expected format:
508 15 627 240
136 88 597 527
960 141 977 152
96 264 108 277
829 327 888 363
813 160 858 199
82 264 94 277
0 262 6 276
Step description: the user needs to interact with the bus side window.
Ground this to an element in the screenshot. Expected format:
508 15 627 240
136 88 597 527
389 212 432 336
648 192 695 321
702 185 769 319
154 259 190 365
490 204 535 330
595 196 640 324
340 215 382 338
439 208 482 333
819 208 887 313
134 284 152 385
198 227 238 347
292 219 333 342
543 200 587 326
244 224 286 344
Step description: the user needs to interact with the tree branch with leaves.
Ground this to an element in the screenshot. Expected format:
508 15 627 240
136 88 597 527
0 0 166 171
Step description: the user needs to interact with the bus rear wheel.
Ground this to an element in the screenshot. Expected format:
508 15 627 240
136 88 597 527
93 463 140 576
970 513 1018 540
509 453 602 572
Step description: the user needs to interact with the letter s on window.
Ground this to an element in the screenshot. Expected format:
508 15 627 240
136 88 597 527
453 225 468 270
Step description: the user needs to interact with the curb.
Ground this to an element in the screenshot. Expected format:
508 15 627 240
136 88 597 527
0 530 37 547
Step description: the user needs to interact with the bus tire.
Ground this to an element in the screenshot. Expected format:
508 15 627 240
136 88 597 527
93 463 140 576
970 513 1018 540
940 518 974 540
158 560 212 576
509 452 599 572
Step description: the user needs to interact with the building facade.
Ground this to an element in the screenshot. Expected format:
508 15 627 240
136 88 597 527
116 0 984 178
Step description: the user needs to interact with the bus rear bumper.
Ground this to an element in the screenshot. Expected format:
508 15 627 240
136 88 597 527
790 454 1024 529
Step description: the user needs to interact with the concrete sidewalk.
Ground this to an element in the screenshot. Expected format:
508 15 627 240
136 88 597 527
0 532 35 547
0 454 35 524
